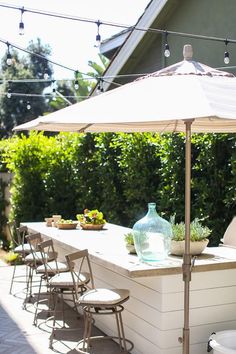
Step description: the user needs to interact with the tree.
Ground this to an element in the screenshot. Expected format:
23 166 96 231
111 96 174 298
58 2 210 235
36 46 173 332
73 53 110 101
0 39 53 138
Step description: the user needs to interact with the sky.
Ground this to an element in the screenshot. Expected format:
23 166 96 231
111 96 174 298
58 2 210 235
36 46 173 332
0 0 150 79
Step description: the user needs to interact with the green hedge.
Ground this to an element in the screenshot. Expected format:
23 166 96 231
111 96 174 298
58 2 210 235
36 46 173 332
1 131 236 246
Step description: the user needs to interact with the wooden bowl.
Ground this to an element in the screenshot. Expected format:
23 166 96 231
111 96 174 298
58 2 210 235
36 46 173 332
57 222 78 230
80 223 105 230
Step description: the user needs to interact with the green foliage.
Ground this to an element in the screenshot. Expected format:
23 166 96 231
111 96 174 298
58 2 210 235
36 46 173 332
0 39 54 138
171 218 211 241
5 251 22 265
77 209 106 225
124 232 134 245
0 178 9 240
1 131 236 247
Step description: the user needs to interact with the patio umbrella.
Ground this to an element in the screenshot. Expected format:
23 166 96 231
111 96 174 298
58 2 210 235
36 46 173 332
14 45 236 354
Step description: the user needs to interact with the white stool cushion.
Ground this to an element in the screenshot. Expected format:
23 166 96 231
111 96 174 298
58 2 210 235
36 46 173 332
14 244 31 254
79 288 129 306
25 251 55 264
36 261 69 274
49 271 90 288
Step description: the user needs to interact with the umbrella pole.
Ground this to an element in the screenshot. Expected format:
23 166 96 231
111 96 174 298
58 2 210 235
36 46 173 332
182 120 193 354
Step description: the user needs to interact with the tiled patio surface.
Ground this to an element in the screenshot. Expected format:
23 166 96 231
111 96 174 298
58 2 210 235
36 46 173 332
0 261 128 354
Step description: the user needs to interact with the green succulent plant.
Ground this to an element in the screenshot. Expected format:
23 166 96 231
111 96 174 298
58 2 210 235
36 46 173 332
124 232 134 245
171 217 211 242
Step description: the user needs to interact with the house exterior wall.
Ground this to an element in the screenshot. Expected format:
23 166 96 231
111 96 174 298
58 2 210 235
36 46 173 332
162 0 236 75
117 0 236 82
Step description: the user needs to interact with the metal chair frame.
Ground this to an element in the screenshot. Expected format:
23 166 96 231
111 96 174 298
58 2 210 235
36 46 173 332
33 239 67 327
65 249 133 354
7 223 31 295
24 233 44 308
46 249 90 349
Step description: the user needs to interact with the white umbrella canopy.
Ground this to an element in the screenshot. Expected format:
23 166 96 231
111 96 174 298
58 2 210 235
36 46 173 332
13 45 236 354
14 46 236 134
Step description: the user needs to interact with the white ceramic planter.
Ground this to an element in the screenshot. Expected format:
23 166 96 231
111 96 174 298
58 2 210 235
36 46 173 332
170 239 209 256
126 244 137 254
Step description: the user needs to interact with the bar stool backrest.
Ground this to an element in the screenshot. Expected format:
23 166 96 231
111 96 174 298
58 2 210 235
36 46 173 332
7 222 29 258
65 249 94 301
26 233 43 267
38 239 59 281
26 233 42 251
7 222 28 247
6 221 17 244
16 226 29 257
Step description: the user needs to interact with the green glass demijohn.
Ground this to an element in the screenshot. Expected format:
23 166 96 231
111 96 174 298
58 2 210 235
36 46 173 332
132 203 172 263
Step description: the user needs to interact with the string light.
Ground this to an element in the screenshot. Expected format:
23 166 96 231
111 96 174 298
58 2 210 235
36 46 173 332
96 78 104 94
74 70 79 90
1 91 89 99
43 68 49 80
95 20 102 48
0 3 236 95
7 88 11 98
6 42 12 66
51 80 57 100
1 2 236 50
164 31 170 58
224 39 230 65
19 7 24 35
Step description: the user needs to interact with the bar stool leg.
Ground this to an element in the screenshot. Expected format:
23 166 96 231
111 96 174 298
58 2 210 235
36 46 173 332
23 265 32 309
115 310 123 350
33 275 43 326
49 291 57 349
118 311 128 352
82 310 93 352
9 262 17 294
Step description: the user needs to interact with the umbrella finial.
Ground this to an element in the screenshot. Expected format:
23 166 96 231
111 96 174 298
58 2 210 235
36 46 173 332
183 44 193 61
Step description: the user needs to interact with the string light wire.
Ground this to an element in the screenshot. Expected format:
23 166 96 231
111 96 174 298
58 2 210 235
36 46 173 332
0 2 236 99
1 2 236 46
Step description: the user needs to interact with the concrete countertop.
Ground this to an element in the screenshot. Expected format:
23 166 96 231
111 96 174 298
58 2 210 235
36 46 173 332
22 222 236 278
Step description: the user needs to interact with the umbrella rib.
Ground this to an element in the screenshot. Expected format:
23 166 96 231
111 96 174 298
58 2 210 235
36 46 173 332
78 123 93 132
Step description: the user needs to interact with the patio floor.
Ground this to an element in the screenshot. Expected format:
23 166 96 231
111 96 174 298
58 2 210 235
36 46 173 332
0 261 129 354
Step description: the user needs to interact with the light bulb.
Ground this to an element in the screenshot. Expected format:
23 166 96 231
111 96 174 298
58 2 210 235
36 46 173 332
19 21 24 35
95 34 101 48
52 88 57 100
224 51 230 64
7 89 11 99
26 101 31 110
74 80 79 90
44 69 49 80
6 53 12 66
164 43 170 58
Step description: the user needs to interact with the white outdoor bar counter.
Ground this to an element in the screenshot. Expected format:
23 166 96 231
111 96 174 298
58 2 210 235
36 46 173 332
23 222 236 354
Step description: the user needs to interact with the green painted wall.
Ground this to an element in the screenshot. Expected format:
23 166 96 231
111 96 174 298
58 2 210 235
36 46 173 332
164 0 236 74
122 0 236 78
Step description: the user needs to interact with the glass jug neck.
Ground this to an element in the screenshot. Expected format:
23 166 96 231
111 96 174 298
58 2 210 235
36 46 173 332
147 202 158 216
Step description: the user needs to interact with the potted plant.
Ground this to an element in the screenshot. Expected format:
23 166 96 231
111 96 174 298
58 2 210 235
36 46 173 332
124 232 137 254
5 251 23 265
170 218 211 256
76 209 106 230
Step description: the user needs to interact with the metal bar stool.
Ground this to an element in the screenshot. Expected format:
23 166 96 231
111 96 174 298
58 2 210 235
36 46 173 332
65 249 133 354
7 223 32 295
33 239 71 327
24 233 55 309
37 245 90 349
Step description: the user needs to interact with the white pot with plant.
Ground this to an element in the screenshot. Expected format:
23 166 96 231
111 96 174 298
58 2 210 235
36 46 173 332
124 232 137 254
170 218 211 256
